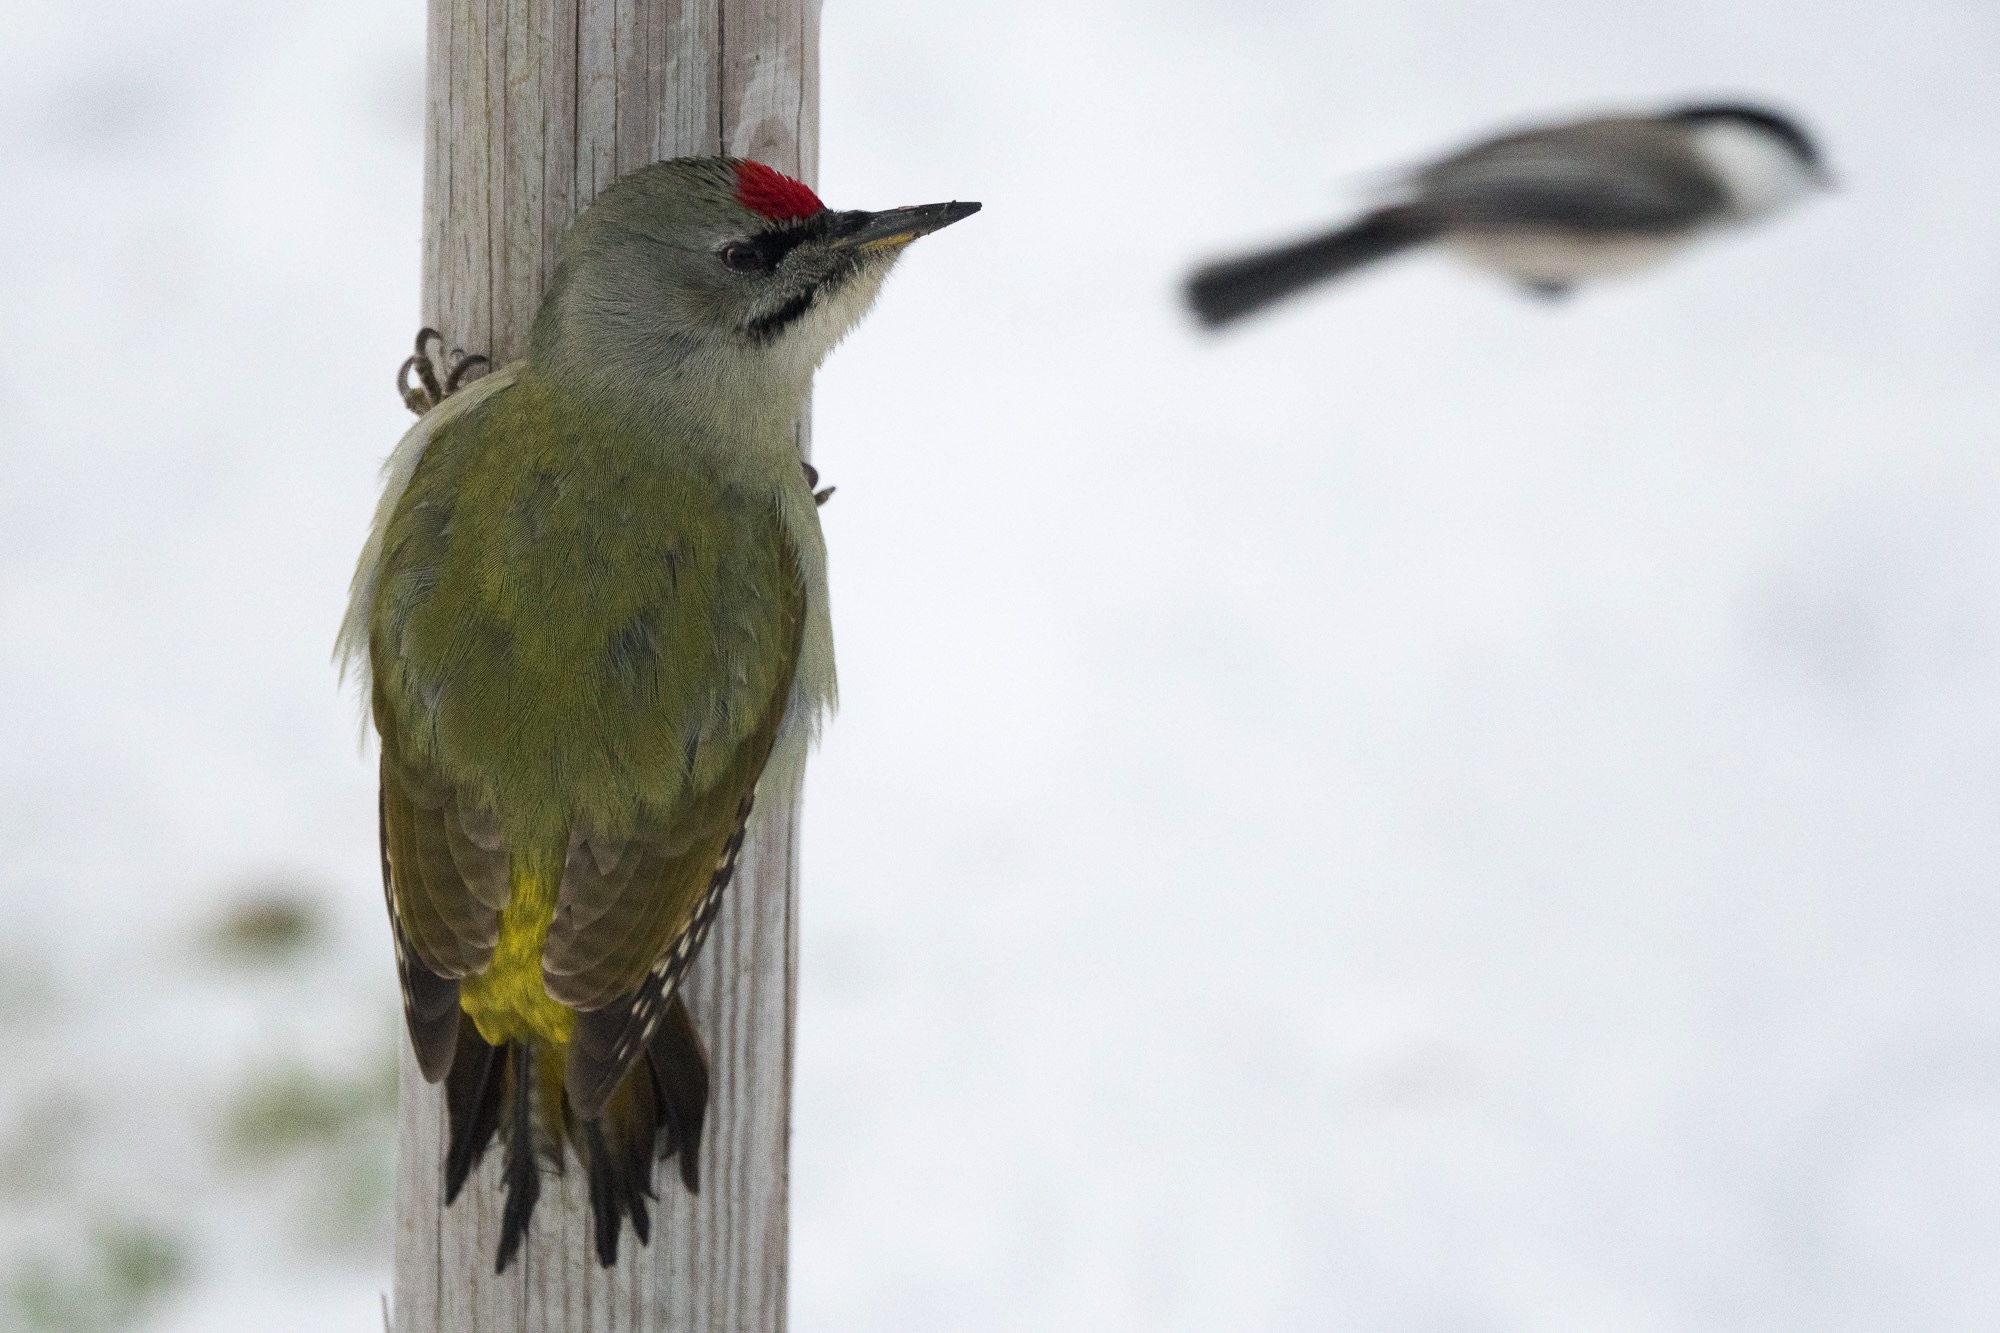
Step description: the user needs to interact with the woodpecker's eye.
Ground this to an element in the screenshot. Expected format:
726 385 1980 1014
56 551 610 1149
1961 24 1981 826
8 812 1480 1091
719 243 768 274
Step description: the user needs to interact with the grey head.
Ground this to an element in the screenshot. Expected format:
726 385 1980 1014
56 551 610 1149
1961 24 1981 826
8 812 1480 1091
529 156 979 400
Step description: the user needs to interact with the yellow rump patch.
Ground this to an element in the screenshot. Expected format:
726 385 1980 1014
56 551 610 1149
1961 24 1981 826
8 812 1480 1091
460 869 576 1048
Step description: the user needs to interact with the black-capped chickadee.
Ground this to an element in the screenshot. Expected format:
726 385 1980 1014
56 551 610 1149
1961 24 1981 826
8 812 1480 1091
1186 102 1828 326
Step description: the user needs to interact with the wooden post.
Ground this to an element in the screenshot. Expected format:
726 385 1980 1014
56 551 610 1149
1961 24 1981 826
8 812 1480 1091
391 2 818 1328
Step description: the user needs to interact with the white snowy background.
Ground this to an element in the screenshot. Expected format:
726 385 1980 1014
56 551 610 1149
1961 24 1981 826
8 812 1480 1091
1 0 1997 1328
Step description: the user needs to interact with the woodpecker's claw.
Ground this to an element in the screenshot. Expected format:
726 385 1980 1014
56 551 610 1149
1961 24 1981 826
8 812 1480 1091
398 328 444 414
445 351 491 393
801 462 835 507
400 327 491 415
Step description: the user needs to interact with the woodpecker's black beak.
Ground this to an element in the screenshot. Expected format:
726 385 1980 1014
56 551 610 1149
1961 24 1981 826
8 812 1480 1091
824 201 981 252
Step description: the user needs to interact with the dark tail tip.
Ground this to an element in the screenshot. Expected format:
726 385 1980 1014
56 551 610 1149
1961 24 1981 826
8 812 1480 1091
495 1043 540 1274
442 1026 507 1204
584 1121 624 1267
441 1028 543 1273
580 1008 704 1264
1185 206 1436 328
649 994 711 1196
442 999 714 1272
572 995 710 1268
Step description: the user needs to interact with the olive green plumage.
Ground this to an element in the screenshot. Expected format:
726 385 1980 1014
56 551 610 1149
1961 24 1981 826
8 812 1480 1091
373 369 805 860
341 155 977 1271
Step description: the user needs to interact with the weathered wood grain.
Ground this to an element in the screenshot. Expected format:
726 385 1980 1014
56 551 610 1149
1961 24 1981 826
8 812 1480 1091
394 2 818 1327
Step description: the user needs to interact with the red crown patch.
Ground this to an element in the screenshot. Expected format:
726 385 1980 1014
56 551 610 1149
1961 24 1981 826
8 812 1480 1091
734 160 825 222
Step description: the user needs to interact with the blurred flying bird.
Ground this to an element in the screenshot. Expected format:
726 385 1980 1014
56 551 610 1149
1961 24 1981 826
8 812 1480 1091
1186 102 1827 326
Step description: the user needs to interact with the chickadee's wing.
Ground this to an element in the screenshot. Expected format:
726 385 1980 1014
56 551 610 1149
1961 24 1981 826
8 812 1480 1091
1416 118 1726 233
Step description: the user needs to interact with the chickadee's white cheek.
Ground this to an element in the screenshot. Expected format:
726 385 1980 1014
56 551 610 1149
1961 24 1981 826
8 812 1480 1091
1688 122 1816 219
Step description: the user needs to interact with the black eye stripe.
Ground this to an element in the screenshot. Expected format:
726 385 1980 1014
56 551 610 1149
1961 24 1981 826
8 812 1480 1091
719 234 801 275
721 233 806 273
726 213 830 272
752 230 809 267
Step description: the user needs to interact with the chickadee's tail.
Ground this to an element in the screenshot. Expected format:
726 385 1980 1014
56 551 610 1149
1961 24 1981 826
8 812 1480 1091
1185 205 1437 327
441 996 711 1273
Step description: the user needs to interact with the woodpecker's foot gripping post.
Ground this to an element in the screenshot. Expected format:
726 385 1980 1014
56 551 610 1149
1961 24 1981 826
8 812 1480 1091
399 327 491 415
801 461 835 507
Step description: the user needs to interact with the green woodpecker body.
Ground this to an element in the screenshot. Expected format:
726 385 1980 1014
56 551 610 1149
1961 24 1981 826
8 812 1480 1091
339 157 976 1270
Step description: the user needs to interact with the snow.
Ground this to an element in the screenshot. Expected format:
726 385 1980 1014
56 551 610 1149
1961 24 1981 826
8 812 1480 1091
0 0 1996 1328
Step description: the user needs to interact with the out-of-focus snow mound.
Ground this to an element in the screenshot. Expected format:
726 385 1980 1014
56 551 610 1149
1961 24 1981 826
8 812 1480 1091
0 0 1996 1328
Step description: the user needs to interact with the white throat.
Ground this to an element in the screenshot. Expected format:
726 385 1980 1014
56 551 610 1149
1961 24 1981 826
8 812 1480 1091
764 259 896 389
1685 121 1819 222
